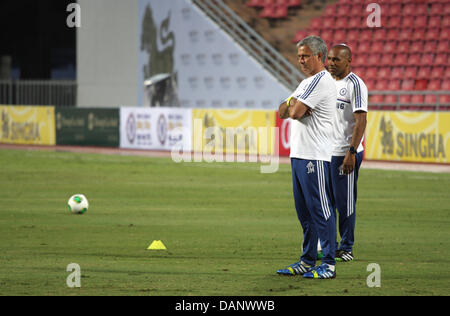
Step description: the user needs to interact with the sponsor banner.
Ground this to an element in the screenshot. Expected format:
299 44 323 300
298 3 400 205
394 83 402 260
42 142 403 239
0 105 55 145
192 109 276 155
120 107 192 151
365 111 450 163
275 112 291 157
55 108 119 147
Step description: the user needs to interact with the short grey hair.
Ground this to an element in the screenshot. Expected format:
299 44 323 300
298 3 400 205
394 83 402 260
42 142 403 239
297 35 328 64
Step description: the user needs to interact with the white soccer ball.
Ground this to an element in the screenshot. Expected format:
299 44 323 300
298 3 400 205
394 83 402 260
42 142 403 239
68 194 89 214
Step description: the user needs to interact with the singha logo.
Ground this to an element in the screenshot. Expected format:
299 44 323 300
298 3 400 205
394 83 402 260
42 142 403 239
1 110 9 139
379 116 394 155
141 5 175 79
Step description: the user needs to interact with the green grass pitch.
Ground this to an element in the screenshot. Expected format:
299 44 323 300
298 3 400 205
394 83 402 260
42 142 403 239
0 148 449 296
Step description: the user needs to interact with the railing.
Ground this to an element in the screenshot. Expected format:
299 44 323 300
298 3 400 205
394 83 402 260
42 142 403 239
192 0 305 91
0 80 76 107
368 91 450 110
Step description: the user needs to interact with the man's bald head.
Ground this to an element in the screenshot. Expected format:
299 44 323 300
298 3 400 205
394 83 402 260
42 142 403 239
327 44 352 79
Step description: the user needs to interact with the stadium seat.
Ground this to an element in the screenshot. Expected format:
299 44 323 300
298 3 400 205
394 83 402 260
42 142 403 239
425 94 437 104
378 67 390 78
403 4 416 16
429 3 444 16
415 79 429 90
324 5 337 17
441 80 450 90
398 29 413 42
411 95 425 104
386 29 400 41
394 53 408 66
346 30 360 42
439 28 450 41
399 95 412 104
427 79 442 90
388 80 402 91
417 67 431 79
428 16 442 29
425 28 440 41
366 54 380 66
407 54 421 67
385 95 398 104
359 30 373 42
391 67 404 80
348 17 363 29
373 29 386 41
386 4 402 16
371 41 383 53
323 16 335 29
401 79 415 91
259 5 277 18
436 41 449 53
365 79 376 91
430 67 445 79
397 42 410 54
420 53 434 65
404 67 417 79
365 67 378 80
375 80 388 90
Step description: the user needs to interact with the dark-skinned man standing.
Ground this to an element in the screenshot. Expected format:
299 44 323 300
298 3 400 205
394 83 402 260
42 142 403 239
327 44 368 262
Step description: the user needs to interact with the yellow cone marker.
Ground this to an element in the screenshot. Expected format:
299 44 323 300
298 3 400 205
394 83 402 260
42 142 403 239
147 240 167 250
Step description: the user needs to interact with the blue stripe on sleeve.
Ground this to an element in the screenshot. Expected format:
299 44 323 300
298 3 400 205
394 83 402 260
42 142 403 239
299 71 326 100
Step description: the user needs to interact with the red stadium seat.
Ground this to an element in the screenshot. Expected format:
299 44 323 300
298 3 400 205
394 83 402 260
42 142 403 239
429 3 444 16
346 30 360 42
388 80 401 91
428 16 442 29
433 53 447 66
420 53 434 65
372 28 386 42
411 95 425 104
356 41 371 54
417 67 431 79
310 18 322 30
375 80 388 90
436 41 449 53
366 54 380 66
403 4 416 16
365 79 376 91
349 4 364 17
423 41 438 54
386 4 402 16
404 67 417 79
398 29 413 42
402 16 415 28
430 67 445 79
324 4 337 17
407 54 421 67
365 67 378 80
370 95 384 103
397 42 410 54
371 41 383 53
442 16 450 28
427 79 442 90
337 5 350 17
259 6 277 18
391 67 404 80
386 29 400 41
378 67 390 78
412 28 426 42
273 5 288 18
425 94 437 104
384 41 397 54
323 16 335 29
394 53 408 66
415 4 428 16
385 95 398 104
439 28 450 41
348 17 363 29
359 30 373 42
401 79 415 91
425 28 440 41
446 67 450 79
441 80 450 91
399 95 412 104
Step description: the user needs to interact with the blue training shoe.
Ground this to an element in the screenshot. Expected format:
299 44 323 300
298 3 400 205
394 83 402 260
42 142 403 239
303 263 336 279
277 261 313 276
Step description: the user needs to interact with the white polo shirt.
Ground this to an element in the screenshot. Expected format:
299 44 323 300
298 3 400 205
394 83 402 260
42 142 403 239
288 70 337 162
332 72 368 156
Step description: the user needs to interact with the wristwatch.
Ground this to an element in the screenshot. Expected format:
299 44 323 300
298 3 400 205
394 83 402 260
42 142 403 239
349 146 357 155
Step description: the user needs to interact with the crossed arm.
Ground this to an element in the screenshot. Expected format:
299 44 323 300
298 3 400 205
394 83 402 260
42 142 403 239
278 97 312 120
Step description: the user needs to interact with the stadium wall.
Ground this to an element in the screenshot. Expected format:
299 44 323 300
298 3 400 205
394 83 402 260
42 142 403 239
1 105 449 165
